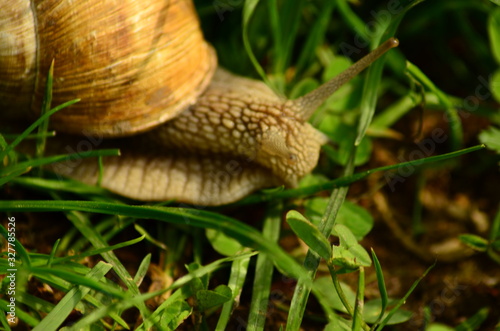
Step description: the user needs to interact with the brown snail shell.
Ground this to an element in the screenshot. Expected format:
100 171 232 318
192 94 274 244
0 0 216 136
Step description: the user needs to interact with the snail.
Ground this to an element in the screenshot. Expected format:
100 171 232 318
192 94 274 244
0 0 398 206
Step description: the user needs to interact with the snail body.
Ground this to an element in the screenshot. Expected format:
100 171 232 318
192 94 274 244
1 0 398 206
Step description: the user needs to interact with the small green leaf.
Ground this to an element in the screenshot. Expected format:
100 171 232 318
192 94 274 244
331 224 371 268
491 69 500 103
335 201 374 240
334 223 359 248
286 210 331 260
161 300 192 331
314 277 356 313
261 185 285 194
479 126 500 153
195 285 232 311
456 307 490 331
426 323 455 331
459 234 489 252
305 198 373 240
371 249 388 324
320 122 373 167
186 263 205 293
363 298 412 325
206 228 244 256
488 8 500 64
324 319 352 331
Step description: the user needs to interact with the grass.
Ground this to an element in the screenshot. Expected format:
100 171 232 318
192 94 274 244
2 0 500 330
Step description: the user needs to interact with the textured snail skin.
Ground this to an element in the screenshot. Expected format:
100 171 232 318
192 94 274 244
53 68 328 206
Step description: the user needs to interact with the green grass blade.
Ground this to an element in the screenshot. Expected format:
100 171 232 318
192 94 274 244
490 205 500 241
216 251 252 330
286 210 331 260
352 267 365 331
0 149 120 186
33 261 113 331
47 238 60 268
35 60 54 163
30 265 125 299
242 0 271 88
294 2 337 78
2 132 56 140
62 210 151 324
370 249 388 329
0 98 80 162
406 61 463 150
355 0 424 146
0 167 33 187
337 0 369 41
66 288 168 331
247 204 282 331
238 144 485 204
17 292 54 314
134 224 167 250
268 0 282 73
455 307 490 331
375 262 435 331
54 235 146 264
0 200 312 284
134 253 151 286
10 177 113 196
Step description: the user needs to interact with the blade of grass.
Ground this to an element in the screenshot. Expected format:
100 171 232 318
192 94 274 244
0 167 33 187
134 224 167 250
216 249 252 330
455 307 490 331
490 205 500 241
30 266 126 299
9 177 112 196
35 60 54 164
406 61 463 150
66 288 169 331
356 0 424 146
242 0 272 88
0 98 79 162
370 249 388 330
17 292 54 314
0 149 119 186
53 235 145 264
33 261 113 331
247 203 282 331
2 132 56 140
352 267 365 331
294 1 337 79
47 238 60 268
375 262 435 331
337 0 369 41
0 201 312 284
273 0 305 77
62 209 152 325
237 144 485 205
134 253 151 286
